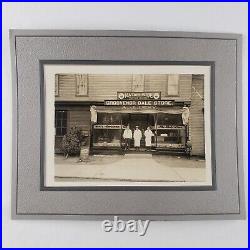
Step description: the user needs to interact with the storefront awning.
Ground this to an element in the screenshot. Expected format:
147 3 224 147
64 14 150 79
95 106 183 114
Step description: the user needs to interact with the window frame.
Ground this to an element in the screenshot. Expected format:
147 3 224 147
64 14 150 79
55 110 68 136
75 74 89 97
131 74 145 92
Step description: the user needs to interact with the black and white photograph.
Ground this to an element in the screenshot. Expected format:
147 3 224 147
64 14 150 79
44 64 212 187
4 2 247 248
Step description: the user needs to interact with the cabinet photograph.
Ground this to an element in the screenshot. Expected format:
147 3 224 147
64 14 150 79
43 64 212 187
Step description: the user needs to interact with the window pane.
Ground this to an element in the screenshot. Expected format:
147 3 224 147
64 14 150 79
56 128 61 136
56 119 61 127
62 128 67 135
97 113 121 125
62 111 67 119
58 111 63 119
93 129 121 147
157 114 182 126
62 119 67 127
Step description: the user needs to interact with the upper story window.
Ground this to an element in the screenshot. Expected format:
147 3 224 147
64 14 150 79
76 74 88 96
132 74 145 92
55 74 59 96
166 74 179 96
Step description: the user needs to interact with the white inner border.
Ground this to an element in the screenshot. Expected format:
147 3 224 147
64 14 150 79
44 65 212 187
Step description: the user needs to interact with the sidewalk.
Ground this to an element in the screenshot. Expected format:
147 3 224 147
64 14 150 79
55 154 206 183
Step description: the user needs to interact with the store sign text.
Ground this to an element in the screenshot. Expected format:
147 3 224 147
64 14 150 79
117 92 161 100
104 100 174 106
157 125 184 129
94 124 122 129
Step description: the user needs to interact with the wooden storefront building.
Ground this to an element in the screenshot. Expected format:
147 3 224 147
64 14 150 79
55 74 205 157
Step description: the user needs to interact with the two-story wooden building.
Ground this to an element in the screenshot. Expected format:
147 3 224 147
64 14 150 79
54 73 205 157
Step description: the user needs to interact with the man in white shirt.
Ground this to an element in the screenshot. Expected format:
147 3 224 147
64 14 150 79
144 127 154 151
133 126 142 151
123 125 132 151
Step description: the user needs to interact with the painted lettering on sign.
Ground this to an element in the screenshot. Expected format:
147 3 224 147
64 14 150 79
117 92 161 100
104 100 174 106
94 125 122 129
157 125 185 129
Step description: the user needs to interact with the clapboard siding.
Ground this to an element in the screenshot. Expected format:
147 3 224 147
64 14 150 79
56 74 192 101
189 75 205 156
145 74 192 100
179 75 192 100
88 73 132 100
58 74 76 97
144 74 166 94
68 110 91 131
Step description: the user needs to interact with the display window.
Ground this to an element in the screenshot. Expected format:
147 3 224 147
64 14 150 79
156 113 186 149
92 112 188 150
97 113 121 125
92 113 122 147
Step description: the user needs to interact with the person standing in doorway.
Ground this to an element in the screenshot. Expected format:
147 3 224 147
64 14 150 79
133 126 142 151
123 125 132 151
144 127 154 151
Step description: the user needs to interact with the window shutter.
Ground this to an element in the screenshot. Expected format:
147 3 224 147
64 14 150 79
166 74 179 96
55 74 59 96
76 74 88 96
132 74 144 92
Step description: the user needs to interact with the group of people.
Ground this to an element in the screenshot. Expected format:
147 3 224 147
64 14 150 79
123 125 154 151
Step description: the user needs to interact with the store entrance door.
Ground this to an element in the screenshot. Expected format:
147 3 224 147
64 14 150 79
129 114 155 149
130 114 148 131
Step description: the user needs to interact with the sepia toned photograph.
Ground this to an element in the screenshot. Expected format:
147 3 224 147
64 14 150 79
44 64 212 187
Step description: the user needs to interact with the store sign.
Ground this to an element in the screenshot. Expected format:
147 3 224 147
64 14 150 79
94 124 122 129
157 125 184 129
121 106 159 110
104 100 174 106
117 92 161 100
158 143 185 149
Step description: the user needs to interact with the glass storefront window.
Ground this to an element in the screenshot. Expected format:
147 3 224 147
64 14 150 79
156 128 185 147
93 129 121 147
93 113 122 147
156 113 186 148
157 113 183 126
97 113 121 125
92 112 187 149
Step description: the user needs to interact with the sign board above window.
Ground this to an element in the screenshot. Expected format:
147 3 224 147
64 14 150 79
104 100 175 106
117 92 161 100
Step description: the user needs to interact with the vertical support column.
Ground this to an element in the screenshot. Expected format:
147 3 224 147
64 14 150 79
89 121 93 154
120 113 123 150
155 113 158 148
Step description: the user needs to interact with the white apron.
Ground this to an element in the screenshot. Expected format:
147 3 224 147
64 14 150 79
133 130 142 147
144 130 154 147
